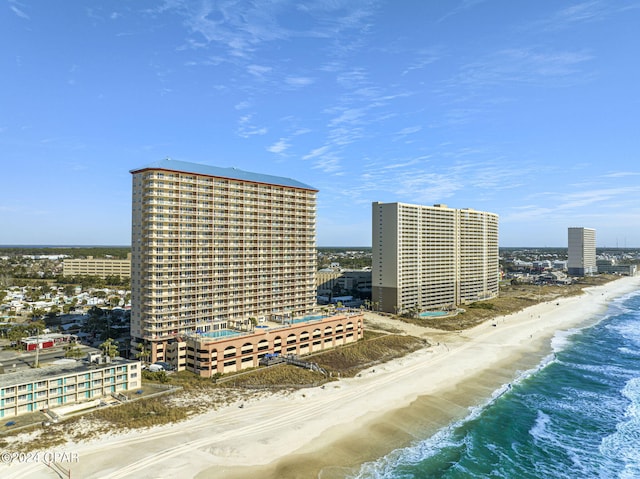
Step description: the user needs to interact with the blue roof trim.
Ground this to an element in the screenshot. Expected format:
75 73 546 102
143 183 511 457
130 158 317 191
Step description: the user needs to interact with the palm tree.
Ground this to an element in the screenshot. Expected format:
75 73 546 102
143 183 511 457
135 342 151 364
100 338 118 358
248 317 258 332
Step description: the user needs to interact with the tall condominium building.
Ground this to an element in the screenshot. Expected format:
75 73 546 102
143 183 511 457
567 227 597 276
130 159 318 363
372 202 499 314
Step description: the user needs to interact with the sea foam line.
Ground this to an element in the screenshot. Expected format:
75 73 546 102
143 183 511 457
349 353 560 479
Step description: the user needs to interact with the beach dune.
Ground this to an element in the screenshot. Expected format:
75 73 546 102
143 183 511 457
4 275 639 479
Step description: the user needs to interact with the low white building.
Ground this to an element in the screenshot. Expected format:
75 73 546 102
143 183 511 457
0 356 141 419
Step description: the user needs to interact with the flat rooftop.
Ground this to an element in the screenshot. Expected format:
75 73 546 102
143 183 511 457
0 357 137 389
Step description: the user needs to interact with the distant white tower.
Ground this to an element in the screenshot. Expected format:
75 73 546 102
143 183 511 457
567 227 596 276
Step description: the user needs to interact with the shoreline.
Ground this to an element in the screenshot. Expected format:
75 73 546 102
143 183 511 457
4 275 640 479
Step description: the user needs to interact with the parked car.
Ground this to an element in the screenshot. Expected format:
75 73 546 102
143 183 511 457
154 361 175 371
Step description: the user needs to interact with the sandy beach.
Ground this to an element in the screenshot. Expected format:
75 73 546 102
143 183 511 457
4 275 640 479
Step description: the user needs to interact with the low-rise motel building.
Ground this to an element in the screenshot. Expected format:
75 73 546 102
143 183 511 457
166 312 364 377
0 355 141 419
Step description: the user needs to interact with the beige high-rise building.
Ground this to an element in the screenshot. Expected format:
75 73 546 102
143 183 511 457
130 159 318 363
567 227 597 276
62 254 132 278
372 202 499 314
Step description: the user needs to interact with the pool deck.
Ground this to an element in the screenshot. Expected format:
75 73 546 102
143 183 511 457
184 312 361 342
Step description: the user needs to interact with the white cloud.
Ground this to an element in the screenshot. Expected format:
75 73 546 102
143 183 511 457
313 157 342 174
438 0 488 23
247 64 272 78
450 47 594 90
10 4 30 19
303 145 330 160
267 138 291 154
336 68 369 89
238 126 267 138
381 158 421 170
285 76 315 87
530 0 639 31
396 126 422 136
603 171 640 178
237 113 268 138
558 187 640 210
328 108 364 127
402 48 442 76
164 0 378 60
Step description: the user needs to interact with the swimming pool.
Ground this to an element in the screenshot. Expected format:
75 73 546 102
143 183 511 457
199 329 242 339
292 315 326 324
419 311 449 318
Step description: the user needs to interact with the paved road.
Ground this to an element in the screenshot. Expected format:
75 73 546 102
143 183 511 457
0 344 95 371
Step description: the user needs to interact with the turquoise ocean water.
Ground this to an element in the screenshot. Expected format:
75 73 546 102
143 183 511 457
351 289 640 479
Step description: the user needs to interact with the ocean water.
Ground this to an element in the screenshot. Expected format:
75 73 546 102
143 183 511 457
352 289 640 479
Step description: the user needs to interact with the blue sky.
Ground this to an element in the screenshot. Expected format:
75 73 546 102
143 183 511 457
2 0 640 247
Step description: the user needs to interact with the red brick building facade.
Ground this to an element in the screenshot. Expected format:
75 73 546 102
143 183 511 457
180 313 364 377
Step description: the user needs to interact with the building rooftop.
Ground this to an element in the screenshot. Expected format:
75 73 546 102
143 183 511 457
0 357 137 388
130 158 317 191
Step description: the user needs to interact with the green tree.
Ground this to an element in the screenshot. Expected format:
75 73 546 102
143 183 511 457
44 308 62 329
30 307 46 320
6 320 45 345
84 306 108 338
39 284 51 297
64 343 84 359
135 342 151 364
100 338 119 358
29 319 46 332
93 290 107 300
143 370 169 383
249 317 258 332
7 325 31 344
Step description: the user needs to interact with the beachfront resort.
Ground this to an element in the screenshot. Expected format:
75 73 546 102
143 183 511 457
129 159 365 374
372 202 499 315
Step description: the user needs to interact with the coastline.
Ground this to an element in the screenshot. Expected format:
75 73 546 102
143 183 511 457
4 275 640 479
